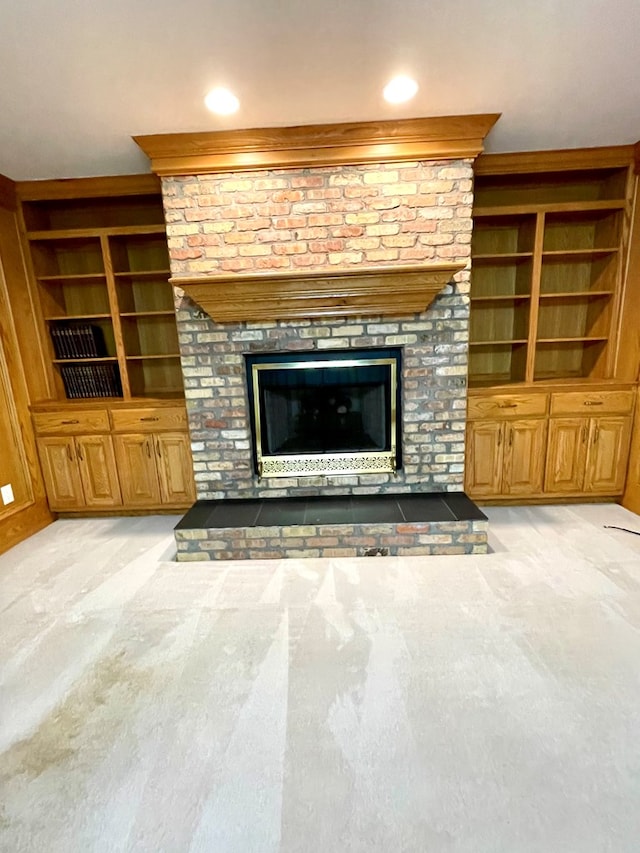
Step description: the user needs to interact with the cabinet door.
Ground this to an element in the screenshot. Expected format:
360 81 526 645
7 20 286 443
584 416 632 494
465 420 504 497
545 418 588 493
503 419 548 495
37 436 84 510
75 435 122 508
155 432 196 504
113 434 161 506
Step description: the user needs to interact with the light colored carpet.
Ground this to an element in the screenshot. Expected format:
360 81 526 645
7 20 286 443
1 503 640 852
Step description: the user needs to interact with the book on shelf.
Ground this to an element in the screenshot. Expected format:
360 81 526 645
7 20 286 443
60 363 122 399
49 323 107 359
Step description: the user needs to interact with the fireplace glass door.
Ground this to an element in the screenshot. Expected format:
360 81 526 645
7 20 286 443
246 348 401 478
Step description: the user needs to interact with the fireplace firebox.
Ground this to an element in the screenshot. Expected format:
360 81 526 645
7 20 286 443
245 348 401 478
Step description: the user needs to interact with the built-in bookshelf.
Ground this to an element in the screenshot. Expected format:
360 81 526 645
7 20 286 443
469 152 633 388
18 176 183 401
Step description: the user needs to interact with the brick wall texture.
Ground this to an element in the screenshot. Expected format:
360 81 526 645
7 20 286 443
162 158 474 500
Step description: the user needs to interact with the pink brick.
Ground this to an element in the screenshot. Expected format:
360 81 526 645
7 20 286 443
273 242 308 255
236 217 272 231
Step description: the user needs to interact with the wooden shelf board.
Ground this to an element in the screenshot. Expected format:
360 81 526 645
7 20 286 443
125 354 181 360
541 248 618 260
53 356 118 364
536 336 608 344
538 291 614 299
45 313 112 321
113 269 171 278
37 273 106 283
27 224 167 240
470 294 531 302
119 311 176 318
473 200 627 218
469 339 528 347
472 253 533 264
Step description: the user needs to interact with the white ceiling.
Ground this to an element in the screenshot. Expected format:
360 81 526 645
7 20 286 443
2 0 639 181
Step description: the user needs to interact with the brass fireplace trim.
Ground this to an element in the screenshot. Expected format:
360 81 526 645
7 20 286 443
174 263 465 323
252 356 398 479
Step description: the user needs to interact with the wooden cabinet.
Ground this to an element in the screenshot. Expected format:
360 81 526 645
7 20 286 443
466 416 547 498
111 405 195 508
466 387 634 501
37 433 121 510
33 403 194 512
546 416 632 495
113 430 195 507
469 149 635 388
17 176 184 403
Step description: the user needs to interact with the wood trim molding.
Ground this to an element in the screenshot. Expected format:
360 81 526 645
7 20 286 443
172 263 466 323
475 145 635 176
134 114 500 177
16 173 161 201
0 174 17 211
634 140 640 175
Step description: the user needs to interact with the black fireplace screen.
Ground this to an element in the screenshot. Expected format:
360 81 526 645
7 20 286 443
245 348 401 478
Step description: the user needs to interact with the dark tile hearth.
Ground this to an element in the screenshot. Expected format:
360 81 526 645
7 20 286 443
176 491 486 530
175 492 488 561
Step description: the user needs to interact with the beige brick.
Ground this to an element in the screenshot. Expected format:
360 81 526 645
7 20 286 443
363 171 400 184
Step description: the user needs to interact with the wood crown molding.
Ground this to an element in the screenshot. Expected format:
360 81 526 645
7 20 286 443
15 173 161 201
134 114 500 177
475 144 635 176
172 263 466 323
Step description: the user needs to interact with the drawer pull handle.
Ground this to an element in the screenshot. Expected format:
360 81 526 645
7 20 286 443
499 403 518 408
140 416 160 422
583 401 603 406
61 419 80 425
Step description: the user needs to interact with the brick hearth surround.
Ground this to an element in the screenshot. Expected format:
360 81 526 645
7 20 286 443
160 156 488 557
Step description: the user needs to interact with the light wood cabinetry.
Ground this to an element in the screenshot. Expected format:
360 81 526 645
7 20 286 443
33 403 194 513
466 399 547 498
16 176 183 402
111 407 195 508
470 148 635 388
466 388 635 502
37 433 121 510
467 147 639 505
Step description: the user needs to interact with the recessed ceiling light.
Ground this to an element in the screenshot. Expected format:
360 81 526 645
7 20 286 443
383 75 419 105
204 87 240 115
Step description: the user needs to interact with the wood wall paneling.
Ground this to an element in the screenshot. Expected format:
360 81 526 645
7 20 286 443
0 178 53 554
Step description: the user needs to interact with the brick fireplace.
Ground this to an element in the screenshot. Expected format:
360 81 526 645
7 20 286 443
136 116 498 558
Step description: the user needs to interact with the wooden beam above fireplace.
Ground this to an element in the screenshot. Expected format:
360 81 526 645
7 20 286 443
172 263 465 323
135 114 500 176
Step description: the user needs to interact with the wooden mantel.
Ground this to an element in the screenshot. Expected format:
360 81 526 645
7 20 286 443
135 114 500 176
172 263 466 323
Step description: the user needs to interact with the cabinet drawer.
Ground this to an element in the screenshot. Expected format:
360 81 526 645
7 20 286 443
467 393 548 420
32 409 110 435
550 390 635 417
111 406 188 433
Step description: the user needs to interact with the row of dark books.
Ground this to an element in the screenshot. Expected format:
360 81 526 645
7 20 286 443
50 323 107 359
60 364 122 399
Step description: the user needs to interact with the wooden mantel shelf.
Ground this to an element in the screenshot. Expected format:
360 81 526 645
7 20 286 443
135 114 500 176
172 263 466 323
